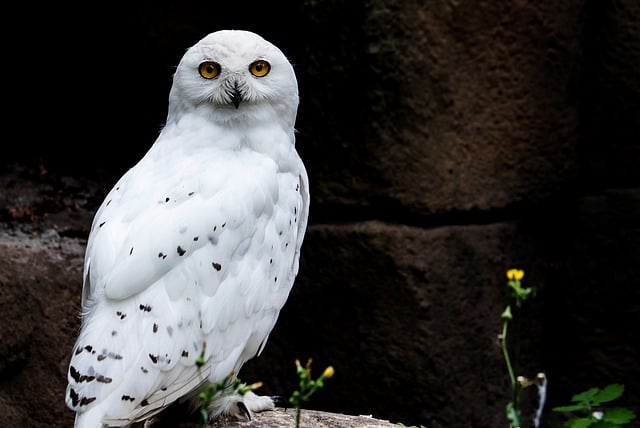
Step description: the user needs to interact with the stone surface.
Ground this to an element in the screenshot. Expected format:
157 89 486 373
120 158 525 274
155 407 398 428
204 408 399 428
0 228 84 428
1 0 639 427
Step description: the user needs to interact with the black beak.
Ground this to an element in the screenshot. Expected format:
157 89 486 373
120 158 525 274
229 81 242 109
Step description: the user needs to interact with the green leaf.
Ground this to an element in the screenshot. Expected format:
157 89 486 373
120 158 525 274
603 407 636 424
591 384 624 405
588 421 616 428
506 402 520 425
572 387 601 403
554 404 590 412
566 417 596 428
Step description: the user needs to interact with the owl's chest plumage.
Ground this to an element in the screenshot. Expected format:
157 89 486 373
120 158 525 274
66 117 308 424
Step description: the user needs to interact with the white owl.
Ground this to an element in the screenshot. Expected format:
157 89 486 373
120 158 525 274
65 30 309 428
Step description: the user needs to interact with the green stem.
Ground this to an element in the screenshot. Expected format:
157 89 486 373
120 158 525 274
513 305 522 419
501 319 521 427
296 407 301 428
501 320 515 388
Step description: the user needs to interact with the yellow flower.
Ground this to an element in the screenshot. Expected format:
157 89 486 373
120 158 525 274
506 269 524 281
322 366 335 379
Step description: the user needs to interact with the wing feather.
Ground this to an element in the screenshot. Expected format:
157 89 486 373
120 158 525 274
69 145 304 423
68 30 309 428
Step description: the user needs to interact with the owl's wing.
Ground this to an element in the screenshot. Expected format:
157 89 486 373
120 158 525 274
81 148 284 306
70 147 307 423
290 160 310 279
86 192 233 302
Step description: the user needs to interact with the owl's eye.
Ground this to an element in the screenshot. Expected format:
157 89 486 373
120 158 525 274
199 61 221 79
249 60 270 77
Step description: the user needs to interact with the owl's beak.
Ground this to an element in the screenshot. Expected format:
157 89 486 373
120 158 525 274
228 81 243 109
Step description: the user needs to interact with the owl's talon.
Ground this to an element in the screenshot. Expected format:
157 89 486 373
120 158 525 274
270 395 288 408
237 401 252 421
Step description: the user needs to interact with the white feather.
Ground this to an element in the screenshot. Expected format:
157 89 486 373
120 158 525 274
66 29 309 427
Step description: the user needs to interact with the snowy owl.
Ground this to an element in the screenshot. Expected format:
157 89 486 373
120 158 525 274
65 29 309 427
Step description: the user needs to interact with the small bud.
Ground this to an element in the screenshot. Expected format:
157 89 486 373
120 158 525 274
502 306 513 320
322 366 335 379
517 375 538 388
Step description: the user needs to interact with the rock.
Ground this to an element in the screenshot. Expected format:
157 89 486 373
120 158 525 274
204 408 399 428
1 0 639 426
0 227 84 427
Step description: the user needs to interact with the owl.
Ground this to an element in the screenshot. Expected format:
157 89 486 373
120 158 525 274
65 30 309 427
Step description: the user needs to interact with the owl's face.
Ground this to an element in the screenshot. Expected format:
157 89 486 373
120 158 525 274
169 30 299 125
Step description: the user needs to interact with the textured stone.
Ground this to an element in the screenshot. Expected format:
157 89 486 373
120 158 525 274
305 1 583 216
242 221 545 427
0 229 84 428
1 0 639 427
205 408 398 428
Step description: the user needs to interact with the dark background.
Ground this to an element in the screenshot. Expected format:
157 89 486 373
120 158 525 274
1 1 639 427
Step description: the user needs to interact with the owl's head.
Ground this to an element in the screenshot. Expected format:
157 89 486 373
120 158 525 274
167 30 299 127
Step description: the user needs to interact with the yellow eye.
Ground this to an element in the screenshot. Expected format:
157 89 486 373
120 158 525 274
249 60 270 77
199 61 221 79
